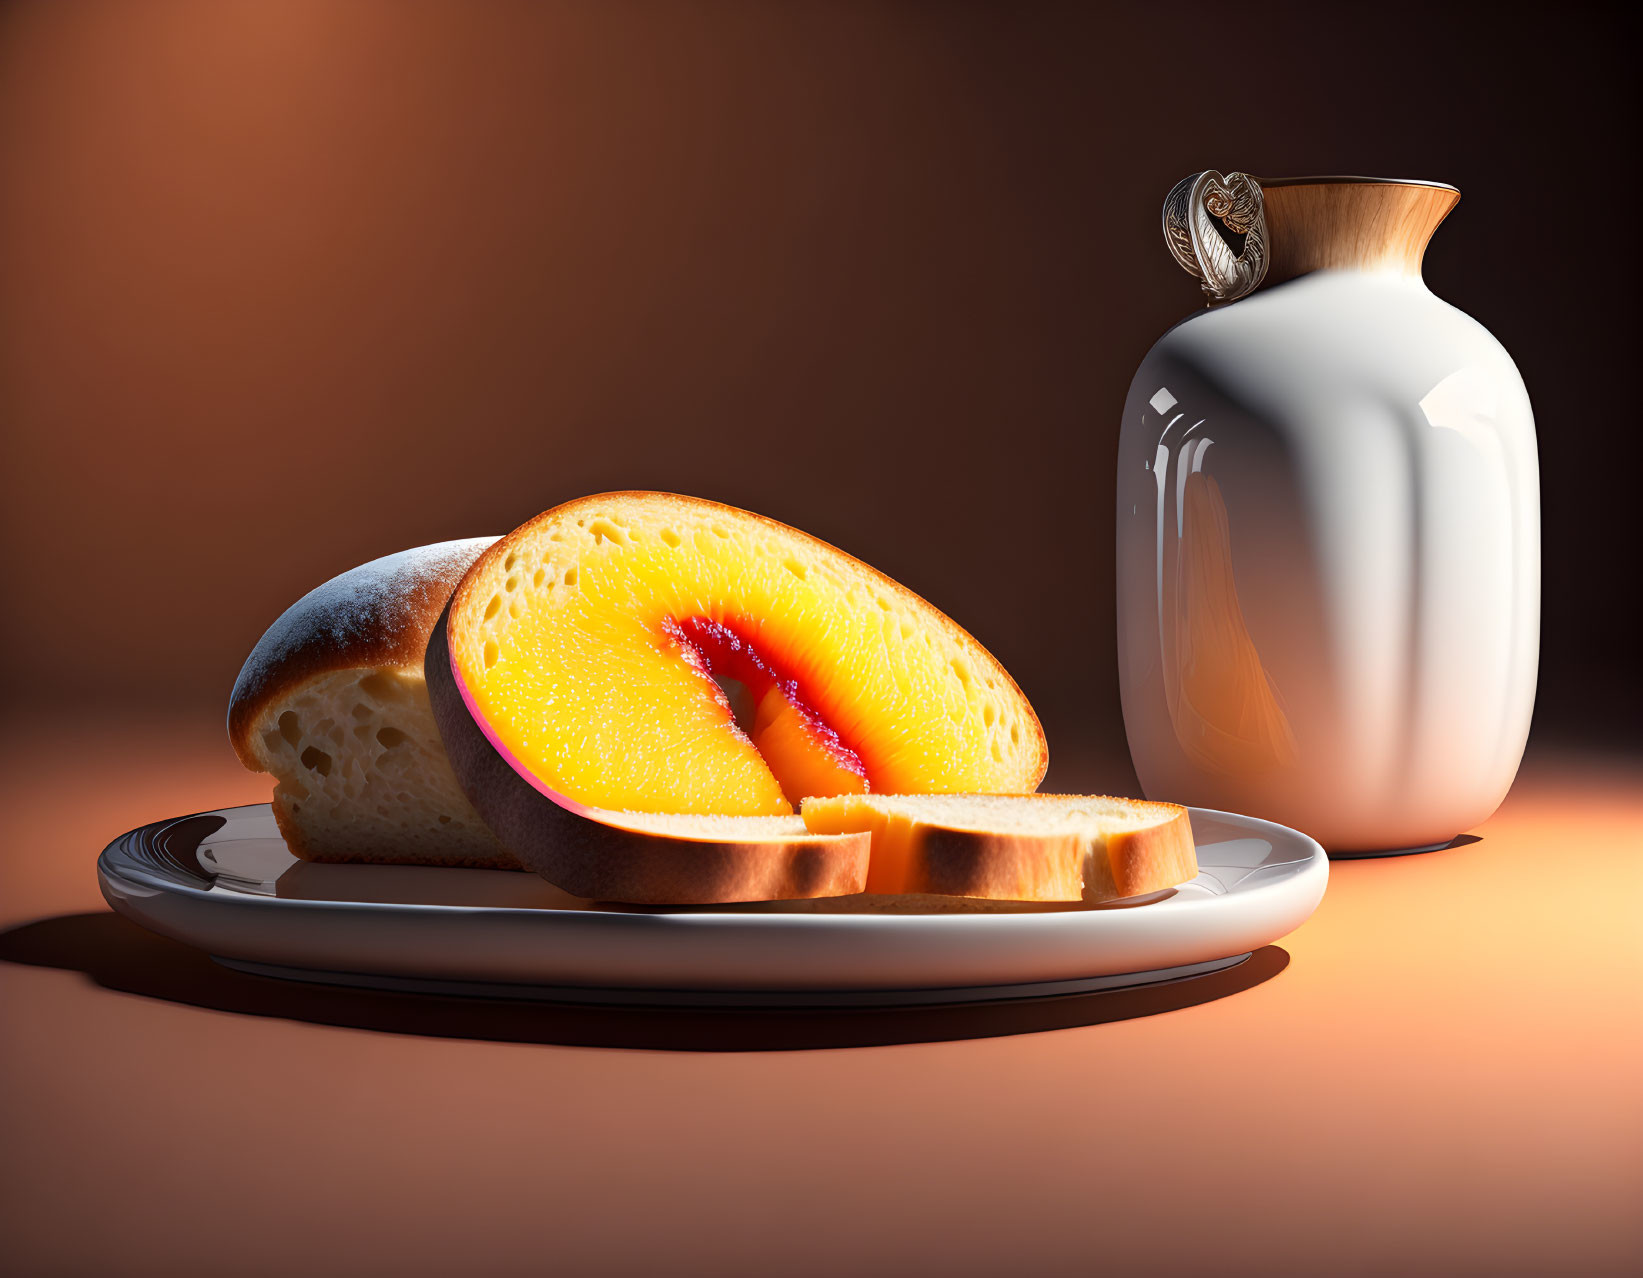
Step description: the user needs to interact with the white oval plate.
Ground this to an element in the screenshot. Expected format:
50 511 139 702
98 803 1326 1007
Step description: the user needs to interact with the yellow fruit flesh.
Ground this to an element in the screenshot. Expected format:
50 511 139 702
750 686 870 808
450 495 1043 816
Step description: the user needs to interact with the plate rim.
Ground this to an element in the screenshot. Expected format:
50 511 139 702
98 801 1327 928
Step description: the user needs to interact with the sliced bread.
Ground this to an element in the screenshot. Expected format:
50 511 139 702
800 793 1198 903
515 808 871 904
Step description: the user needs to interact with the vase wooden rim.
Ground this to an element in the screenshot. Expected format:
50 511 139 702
1253 177 1461 288
1256 175 1459 194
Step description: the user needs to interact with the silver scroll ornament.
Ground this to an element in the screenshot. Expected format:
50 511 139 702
1162 170 1268 304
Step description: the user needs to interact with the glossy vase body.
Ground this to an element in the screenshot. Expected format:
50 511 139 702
1117 180 1539 852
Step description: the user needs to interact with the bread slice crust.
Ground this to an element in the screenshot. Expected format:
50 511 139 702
801 793 1198 903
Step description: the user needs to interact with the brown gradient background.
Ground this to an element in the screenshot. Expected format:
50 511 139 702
2 3 1640 1276
1 0 1638 757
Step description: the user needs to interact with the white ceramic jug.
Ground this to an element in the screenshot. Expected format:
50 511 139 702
1117 174 1539 853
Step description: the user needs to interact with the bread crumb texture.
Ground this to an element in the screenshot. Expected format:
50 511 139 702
248 667 513 867
230 537 512 868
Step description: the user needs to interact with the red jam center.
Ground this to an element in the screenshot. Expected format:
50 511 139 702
661 615 870 795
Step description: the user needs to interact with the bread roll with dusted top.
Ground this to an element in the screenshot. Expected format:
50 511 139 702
229 538 517 869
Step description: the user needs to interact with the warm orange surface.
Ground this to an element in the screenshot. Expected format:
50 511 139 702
448 494 1045 814
1 712 1639 1277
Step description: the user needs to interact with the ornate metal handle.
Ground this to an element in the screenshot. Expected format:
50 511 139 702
1163 171 1268 304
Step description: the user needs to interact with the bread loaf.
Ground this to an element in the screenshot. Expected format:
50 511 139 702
229 539 518 869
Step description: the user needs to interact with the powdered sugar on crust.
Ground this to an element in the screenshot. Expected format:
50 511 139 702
230 538 498 729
